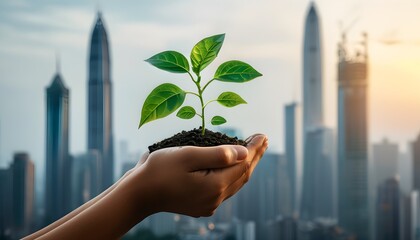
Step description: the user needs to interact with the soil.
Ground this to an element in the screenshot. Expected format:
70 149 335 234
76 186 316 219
148 127 247 153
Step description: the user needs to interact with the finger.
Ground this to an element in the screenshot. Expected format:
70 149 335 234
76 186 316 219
210 160 250 187
223 138 268 200
248 137 269 173
245 134 268 162
202 135 267 188
176 145 248 172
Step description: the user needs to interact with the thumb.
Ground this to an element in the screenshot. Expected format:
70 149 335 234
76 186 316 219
177 145 248 171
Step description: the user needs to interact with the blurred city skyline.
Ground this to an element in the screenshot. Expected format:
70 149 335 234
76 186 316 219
1 0 420 171
1 1 420 239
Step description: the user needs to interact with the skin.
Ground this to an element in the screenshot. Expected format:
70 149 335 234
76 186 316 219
24 134 268 240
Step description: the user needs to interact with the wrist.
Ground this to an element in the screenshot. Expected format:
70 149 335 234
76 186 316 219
119 167 158 220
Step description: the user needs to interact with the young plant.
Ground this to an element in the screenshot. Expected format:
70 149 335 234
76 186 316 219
139 34 262 135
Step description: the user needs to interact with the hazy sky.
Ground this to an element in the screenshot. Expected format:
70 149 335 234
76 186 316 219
1 0 420 180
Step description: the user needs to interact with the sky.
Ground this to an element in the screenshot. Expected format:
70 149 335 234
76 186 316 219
0 0 420 183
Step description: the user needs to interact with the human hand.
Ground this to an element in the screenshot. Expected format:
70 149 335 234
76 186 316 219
124 134 268 218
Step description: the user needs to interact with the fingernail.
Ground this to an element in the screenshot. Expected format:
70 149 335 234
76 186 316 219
232 145 248 160
245 134 264 144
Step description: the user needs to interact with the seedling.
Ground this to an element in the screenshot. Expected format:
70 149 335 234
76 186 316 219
139 34 262 135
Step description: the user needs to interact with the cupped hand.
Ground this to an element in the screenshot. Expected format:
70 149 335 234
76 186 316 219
125 134 268 218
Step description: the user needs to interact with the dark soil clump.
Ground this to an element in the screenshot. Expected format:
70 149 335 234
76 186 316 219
148 127 247 153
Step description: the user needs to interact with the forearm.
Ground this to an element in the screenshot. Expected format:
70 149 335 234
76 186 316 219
36 169 152 240
24 170 133 240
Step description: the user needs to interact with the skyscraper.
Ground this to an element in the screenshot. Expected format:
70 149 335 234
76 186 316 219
70 151 102 210
337 32 370 239
400 190 419 240
88 12 114 190
236 153 290 239
373 138 399 188
302 2 323 130
413 133 420 191
376 177 400 240
0 168 12 239
284 102 301 215
45 64 70 224
11 152 35 238
300 127 335 220
300 2 335 221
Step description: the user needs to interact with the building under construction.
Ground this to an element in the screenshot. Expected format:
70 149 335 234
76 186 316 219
337 32 370 240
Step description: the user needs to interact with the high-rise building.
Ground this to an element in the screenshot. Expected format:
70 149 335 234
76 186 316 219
376 177 400 240
373 138 399 188
300 3 336 222
11 153 35 238
400 190 419 240
413 133 420 191
300 127 335 220
337 32 370 239
70 151 101 210
284 102 301 215
0 168 13 239
88 12 114 190
302 2 323 129
236 153 290 239
45 65 71 224
371 137 399 239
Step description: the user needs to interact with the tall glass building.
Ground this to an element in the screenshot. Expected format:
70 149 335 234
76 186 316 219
337 32 370 239
45 68 70 224
284 102 301 215
300 2 335 221
302 2 323 130
88 12 114 190
11 153 34 239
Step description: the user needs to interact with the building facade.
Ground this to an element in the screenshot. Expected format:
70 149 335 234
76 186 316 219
284 102 301 215
300 2 336 221
0 168 13 239
413 134 420 191
88 12 114 190
11 153 35 239
300 127 335 220
337 32 370 239
376 177 400 240
302 2 323 130
373 138 399 188
45 69 71 224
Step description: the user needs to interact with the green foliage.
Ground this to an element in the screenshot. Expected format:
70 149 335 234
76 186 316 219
176 106 196 119
139 83 186 128
211 116 227 125
139 34 262 135
215 60 262 82
217 92 247 107
145 51 190 73
190 34 225 75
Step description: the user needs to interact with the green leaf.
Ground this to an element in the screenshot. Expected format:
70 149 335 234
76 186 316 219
190 34 225 75
139 83 186 128
176 106 196 119
214 60 262 82
217 92 247 107
145 51 190 73
211 116 227 126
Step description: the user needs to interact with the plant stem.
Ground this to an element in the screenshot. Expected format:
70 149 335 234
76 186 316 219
203 99 217 109
202 78 215 93
187 72 205 134
185 91 200 98
193 75 206 135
